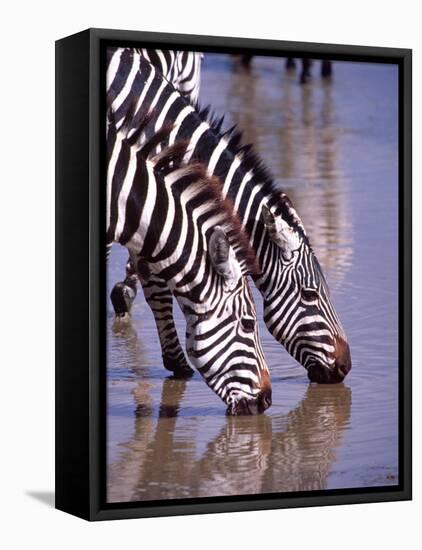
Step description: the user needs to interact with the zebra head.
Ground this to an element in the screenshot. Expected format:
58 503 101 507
260 194 351 383
184 225 272 416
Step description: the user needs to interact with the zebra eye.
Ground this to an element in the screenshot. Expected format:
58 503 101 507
301 288 319 303
241 317 256 332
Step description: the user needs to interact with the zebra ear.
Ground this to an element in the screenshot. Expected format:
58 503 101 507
209 226 242 290
261 205 300 260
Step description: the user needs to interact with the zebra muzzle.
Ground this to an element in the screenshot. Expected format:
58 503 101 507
307 337 352 384
226 388 272 416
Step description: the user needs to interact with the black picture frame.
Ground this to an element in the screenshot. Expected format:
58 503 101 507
55 27 412 521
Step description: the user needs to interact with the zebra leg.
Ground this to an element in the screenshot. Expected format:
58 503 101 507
321 59 332 78
141 274 194 378
300 58 312 84
285 57 296 70
240 54 253 68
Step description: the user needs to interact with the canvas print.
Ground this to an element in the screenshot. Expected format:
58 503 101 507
105 47 398 503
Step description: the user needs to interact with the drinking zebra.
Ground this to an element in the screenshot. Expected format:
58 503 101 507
107 47 351 385
107 108 272 414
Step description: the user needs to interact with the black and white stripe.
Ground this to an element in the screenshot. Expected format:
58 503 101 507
136 49 202 104
108 46 201 321
107 47 351 385
107 110 271 414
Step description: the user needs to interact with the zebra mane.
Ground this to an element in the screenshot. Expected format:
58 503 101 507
146 132 260 275
194 103 309 244
109 50 306 243
172 165 260 275
111 108 259 274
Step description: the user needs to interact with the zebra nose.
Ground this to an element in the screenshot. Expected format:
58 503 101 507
334 337 352 380
307 337 351 384
225 372 272 415
226 388 272 415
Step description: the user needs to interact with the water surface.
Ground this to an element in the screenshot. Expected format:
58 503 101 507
107 56 398 502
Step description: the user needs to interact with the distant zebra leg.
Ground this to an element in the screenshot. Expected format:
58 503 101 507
285 57 296 70
321 59 332 78
241 54 253 68
141 274 194 378
300 58 312 84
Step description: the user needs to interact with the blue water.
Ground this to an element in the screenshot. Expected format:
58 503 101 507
107 55 398 501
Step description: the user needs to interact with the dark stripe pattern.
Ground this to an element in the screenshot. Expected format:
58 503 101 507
107 115 272 414
107 47 351 385
136 48 202 104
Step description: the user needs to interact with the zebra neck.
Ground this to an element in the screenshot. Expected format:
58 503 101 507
107 47 282 289
107 49 277 219
126 182 218 308
251 234 282 298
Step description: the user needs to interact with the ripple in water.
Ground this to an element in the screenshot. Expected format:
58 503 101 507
107 55 399 502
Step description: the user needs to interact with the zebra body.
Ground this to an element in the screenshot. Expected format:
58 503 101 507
108 48 202 318
107 47 351 385
107 113 271 414
136 49 202 103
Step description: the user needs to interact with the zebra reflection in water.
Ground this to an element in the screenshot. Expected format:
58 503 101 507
107 360 351 502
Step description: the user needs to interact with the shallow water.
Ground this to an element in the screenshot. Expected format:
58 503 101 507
106 56 399 502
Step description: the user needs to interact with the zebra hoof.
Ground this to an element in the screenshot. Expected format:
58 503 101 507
110 281 136 317
226 389 272 415
162 356 194 379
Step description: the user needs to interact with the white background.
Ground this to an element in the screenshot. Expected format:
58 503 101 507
0 1 419 548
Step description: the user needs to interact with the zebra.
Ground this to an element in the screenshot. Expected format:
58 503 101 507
285 57 332 83
236 55 332 84
107 47 352 385
109 48 202 318
107 107 272 415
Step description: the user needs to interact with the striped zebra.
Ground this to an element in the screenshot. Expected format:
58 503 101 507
107 108 272 415
109 48 202 319
107 47 352 385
